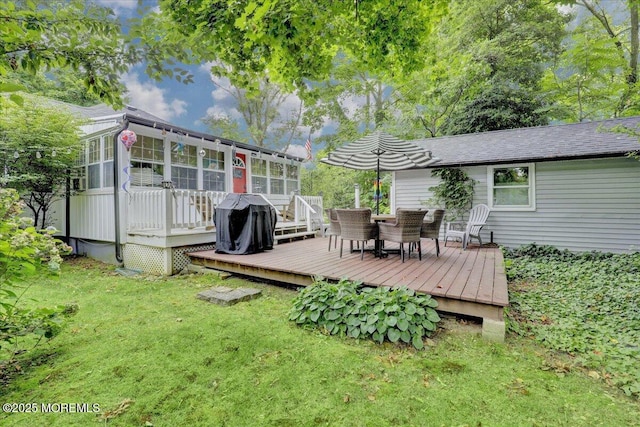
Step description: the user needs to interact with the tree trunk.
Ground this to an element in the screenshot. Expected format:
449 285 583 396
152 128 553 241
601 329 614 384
629 0 639 85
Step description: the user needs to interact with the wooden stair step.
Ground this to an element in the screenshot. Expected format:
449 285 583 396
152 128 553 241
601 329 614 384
274 230 317 243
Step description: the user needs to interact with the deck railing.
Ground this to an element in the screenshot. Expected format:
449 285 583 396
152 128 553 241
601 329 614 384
173 189 229 229
128 189 226 233
127 189 323 235
128 189 165 231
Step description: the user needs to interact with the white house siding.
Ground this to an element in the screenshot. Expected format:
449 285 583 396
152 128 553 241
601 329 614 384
69 192 117 242
48 192 116 242
394 157 640 253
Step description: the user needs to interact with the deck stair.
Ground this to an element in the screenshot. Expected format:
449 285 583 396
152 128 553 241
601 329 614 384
274 222 318 244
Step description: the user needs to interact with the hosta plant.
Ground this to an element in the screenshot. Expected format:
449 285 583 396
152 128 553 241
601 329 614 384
289 278 441 349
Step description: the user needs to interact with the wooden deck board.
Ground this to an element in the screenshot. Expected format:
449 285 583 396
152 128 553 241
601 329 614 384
187 236 509 340
445 248 479 299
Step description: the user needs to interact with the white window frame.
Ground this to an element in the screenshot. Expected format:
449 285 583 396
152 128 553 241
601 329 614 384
269 160 285 195
87 137 101 189
170 142 198 190
130 135 165 188
487 163 536 211
285 163 299 194
250 157 268 194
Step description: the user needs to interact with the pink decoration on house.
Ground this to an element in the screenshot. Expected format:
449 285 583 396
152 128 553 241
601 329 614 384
119 130 137 150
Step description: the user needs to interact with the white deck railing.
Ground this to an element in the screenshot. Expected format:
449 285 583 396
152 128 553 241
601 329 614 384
171 189 227 229
127 189 323 236
128 189 165 231
128 189 226 233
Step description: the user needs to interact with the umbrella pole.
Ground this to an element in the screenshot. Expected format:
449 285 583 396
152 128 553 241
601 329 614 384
376 158 380 215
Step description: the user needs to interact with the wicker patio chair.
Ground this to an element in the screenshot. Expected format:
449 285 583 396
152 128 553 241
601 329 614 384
420 209 445 257
444 204 490 250
324 208 341 251
335 208 378 260
378 209 427 262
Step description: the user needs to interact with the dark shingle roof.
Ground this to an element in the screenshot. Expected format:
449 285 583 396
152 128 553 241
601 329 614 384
63 102 305 161
61 103 168 124
411 116 640 167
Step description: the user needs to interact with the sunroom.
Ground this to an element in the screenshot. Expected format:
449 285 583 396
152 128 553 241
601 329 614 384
50 105 322 274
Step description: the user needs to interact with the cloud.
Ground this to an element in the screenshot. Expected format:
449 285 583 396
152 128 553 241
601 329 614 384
95 0 140 17
122 72 187 121
204 104 243 121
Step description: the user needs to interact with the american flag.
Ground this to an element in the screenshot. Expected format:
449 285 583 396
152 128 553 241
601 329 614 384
305 138 312 160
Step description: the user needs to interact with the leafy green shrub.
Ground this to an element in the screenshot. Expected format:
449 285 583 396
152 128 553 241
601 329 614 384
426 168 475 221
0 189 75 353
289 278 441 349
504 244 640 398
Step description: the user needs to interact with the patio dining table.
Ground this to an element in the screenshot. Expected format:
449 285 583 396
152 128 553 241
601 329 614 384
371 214 396 222
371 214 397 257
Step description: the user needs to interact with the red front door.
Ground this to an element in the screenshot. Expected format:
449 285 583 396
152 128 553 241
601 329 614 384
232 153 247 193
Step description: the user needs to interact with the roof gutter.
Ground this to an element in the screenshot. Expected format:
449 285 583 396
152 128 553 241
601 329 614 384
418 152 634 169
112 117 129 265
124 115 306 162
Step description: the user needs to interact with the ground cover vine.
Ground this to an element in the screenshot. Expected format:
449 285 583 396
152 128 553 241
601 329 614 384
504 244 640 398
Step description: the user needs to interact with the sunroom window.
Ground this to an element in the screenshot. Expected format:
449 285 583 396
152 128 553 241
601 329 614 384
130 135 164 187
171 142 197 190
202 148 226 191
286 163 299 194
103 138 114 188
87 138 101 189
270 161 285 195
251 158 267 194
488 164 535 210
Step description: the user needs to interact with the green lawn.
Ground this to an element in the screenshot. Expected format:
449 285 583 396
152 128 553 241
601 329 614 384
1 257 639 426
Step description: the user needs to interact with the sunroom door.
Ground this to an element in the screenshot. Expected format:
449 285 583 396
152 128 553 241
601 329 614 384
232 153 247 193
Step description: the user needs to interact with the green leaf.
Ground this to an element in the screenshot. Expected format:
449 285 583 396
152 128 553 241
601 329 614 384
387 328 401 343
8 93 24 106
325 321 336 334
412 334 424 350
0 82 27 92
376 322 387 335
405 302 417 315
397 318 409 332
423 321 436 331
384 304 400 313
366 314 379 325
347 315 360 326
325 310 340 321
426 310 441 323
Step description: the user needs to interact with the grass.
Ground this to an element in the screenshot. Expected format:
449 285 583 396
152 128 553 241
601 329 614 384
1 256 639 426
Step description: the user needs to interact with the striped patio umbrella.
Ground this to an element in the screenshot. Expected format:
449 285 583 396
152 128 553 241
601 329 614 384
321 131 440 213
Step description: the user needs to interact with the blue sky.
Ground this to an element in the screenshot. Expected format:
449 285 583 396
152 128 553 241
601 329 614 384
101 0 326 159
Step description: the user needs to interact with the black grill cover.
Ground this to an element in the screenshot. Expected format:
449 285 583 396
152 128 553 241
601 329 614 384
215 194 277 254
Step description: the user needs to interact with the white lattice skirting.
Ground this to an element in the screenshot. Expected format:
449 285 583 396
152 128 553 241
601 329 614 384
123 243 216 275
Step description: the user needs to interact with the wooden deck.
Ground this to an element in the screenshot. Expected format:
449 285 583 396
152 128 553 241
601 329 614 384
188 237 509 340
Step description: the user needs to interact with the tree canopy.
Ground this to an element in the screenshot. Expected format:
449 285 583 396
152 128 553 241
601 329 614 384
157 0 447 94
0 0 195 107
0 96 83 227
